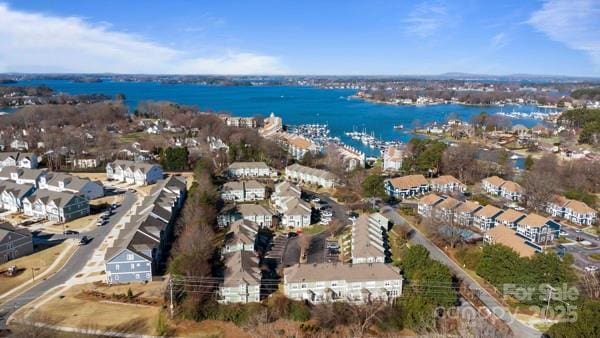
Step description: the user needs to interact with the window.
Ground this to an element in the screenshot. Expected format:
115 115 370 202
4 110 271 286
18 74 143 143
115 264 120 271
135 274 140 279
115 275 119 281
301 283 307 289
146 273 151 279
331 281 337 287
384 281 391 287
130 264 135 269
126 254 134 260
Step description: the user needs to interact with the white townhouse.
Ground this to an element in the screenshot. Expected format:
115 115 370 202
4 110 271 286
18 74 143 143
271 181 302 209
516 213 561 245
481 176 525 202
39 172 104 200
351 213 389 264
0 181 35 212
430 175 467 194
455 200 482 227
221 180 266 203
226 162 272 178
1 222 34 264
434 196 462 223
106 160 163 186
385 174 430 199
285 135 319 160
23 190 90 223
218 203 274 228
547 195 597 226
473 204 504 231
0 152 38 169
285 163 337 188
0 166 46 187
383 146 403 171
223 219 259 254
418 193 444 218
279 196 312 228
218 250 262 304
283 262 403 304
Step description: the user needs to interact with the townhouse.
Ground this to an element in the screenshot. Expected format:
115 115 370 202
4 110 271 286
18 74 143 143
383 146 403 171
218 250 262 304
547 195 597 226
22 190 90 223
454 200 482 227
0 152 38 169
385 174 429 199
351 213 390 264
473 204 504 231
39 172 104 200
417 194 444 218
271 181 302 209
223 219 259 254
221 180 266 202
218 203 274 227
434 196 462 223
0 166 46 187
481 176 525 201
0 222 34 263
283 262 403 304
484 225 538 258
105 176 187 283
285 163 337 188
430 175 467 194
285 135 319 160
494 208 526 229
0 181 35 212
515 213 561 246
106 160 164 186
226 162 272 178
279 196 312 228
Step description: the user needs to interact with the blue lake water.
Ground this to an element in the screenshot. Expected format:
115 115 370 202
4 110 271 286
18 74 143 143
7 80 545 156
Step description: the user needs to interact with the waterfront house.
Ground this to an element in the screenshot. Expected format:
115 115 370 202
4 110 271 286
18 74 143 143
226 162 272 178
218 250 261 304
515 213 561 245
434 196 462 223
218 203 274 228
285 135 319 160
39 172 104 200
546 195 597 226
383 146 403 171
430 175 466 194
106 160 163 186
473 205 504 231
105 177 186 284
223 219 259 254
455 200 482 227
0 166 46 187
0 222 34 264
0 181 35 212
484 226 538 258
385 174 430 199
285 163 337 188
22 190 90 223
351 213 390 264
283 262 403 304
494 209 526 229
417 194 444 218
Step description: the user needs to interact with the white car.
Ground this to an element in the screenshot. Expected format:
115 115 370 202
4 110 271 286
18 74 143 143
584 266 598 273
321 211 333 217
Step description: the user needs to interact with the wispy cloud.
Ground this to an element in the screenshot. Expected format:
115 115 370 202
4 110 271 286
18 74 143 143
527 0 600 66
0 3 288 74
491 32 509 49
404 1 451 38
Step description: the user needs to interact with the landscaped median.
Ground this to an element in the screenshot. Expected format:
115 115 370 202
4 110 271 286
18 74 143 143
0 240 78 301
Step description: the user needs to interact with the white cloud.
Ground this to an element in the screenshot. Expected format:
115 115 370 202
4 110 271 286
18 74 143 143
404 1 450 38
0 3 288 74
528 0 600 66
491 32 509 49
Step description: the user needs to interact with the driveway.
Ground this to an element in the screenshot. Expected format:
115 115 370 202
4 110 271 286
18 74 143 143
0 191 137 331
380 205 542 338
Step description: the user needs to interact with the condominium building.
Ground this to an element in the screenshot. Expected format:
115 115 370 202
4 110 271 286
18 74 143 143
473 205 504 231
106 160 164 186
226 162 272 178
285 163 337 188
351 213 390 264
385 175 429 199
221 180 266 202
383 146 403 171
218 250 261 304
430 175 467 194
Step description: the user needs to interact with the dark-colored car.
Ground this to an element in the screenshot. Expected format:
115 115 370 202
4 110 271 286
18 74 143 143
63 230 79 235
78 236 90 245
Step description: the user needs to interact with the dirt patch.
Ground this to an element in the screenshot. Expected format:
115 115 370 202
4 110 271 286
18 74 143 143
173 319 250 338
76 289 160 306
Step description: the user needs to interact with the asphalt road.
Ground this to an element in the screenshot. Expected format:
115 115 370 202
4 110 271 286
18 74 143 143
556 226 599 270
380 205 542 338
0 191 136 331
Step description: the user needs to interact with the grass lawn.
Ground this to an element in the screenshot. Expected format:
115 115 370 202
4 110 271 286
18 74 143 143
0 241 75 298
589 253 600 262
23 282 164 336
303 224 326 235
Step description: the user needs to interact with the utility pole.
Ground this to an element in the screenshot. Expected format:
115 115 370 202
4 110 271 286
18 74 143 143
169 277 174 319
545 285 554 322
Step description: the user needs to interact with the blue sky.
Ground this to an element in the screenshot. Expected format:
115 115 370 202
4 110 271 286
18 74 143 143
0 0 598 76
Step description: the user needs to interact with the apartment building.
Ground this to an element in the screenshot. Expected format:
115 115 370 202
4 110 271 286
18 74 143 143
221 180 266 202
106 160 164 186
547 195 597 226
0 222 34 264
417 193 444 218
484 225 538 258
473 204 504 231
226 162 272 178
223 219 259 254
385 174 429 199
515 213 561 245
481 176 525 201
383 146 403 171
0 166 46 187
39 172 104 200
218 250 261 304
283 262 403 304
0 181 35 212
285 163 337 188
22 190 90 223
494 208 526 229
434 196 462 223
454 200 482 227
351 213 390 264
219 203 274 227
430 175 467 194
0 152 38 169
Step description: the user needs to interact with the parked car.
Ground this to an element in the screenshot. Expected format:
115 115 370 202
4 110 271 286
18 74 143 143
584 266 598 272
326 241 339 249
287 232 298 238
96 218 108 226
111 203 120 209
559 230 568 236
63 230 79 235
321 211 333 217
